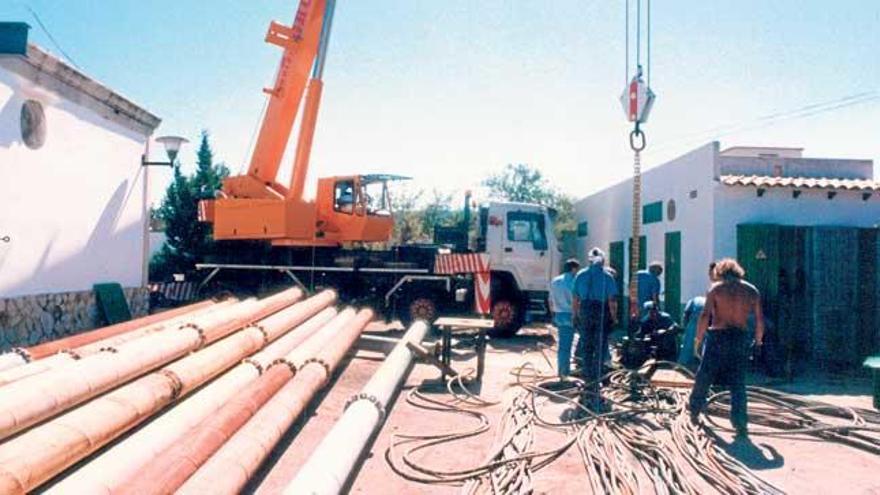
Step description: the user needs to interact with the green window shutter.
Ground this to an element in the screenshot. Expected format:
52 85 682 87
577 221 588 237
643 201 663 224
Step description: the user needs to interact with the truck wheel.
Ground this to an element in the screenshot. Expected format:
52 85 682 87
400 296 438 328
489 299 522 338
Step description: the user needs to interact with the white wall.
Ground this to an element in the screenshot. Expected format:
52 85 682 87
713 186 880 259
574 142 720 307
0 68 148 297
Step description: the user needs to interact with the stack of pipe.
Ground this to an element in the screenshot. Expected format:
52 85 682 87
285 321 429 495
49 292 338 493
0 288 302 440
0 287 316 494
0 299 216 372
0 299 236 388
121 308 374 495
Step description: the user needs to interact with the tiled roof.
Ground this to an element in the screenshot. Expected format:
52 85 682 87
720 175 880 192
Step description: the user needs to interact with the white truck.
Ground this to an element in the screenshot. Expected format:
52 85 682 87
198 200 559 336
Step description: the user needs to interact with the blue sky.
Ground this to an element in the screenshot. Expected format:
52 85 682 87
2 1 878 206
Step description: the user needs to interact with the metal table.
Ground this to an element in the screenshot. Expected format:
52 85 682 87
433 317 494 382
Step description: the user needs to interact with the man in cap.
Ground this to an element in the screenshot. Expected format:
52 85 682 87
572 247 618 407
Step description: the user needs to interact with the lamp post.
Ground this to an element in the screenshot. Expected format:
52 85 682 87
142 135 189 167
141 135 188 290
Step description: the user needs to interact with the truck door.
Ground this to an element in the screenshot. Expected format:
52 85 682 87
502 210 550 291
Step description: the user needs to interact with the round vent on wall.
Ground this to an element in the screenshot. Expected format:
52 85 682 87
667 199 677 221
20 100 47 149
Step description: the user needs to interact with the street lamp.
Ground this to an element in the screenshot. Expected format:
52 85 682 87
142 135 189 166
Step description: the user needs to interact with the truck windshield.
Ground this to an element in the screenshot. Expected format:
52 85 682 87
507 211 548 251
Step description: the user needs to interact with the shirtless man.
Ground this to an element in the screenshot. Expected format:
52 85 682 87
689 258 764 438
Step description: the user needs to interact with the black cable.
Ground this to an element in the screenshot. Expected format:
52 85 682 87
25 5 81 69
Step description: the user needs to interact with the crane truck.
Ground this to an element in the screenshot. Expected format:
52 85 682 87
197 0 559 335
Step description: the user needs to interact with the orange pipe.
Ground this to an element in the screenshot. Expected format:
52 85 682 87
116 309 358 495
47 296 338 495
0 300 236 388
25 299 216 360
0 289 316 494
0 300 217 373
176 309 373 495
0 287 302 441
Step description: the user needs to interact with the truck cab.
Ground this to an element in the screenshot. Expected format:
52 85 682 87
477 202 560 334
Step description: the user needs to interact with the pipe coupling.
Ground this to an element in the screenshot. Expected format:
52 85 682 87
157 369 184 399
180 323 207 348
9 347 31 363
60 349 82 359
242 357 264 375
270 358 297 375
301 357 331 381
251 324 270 347
344 392 386 419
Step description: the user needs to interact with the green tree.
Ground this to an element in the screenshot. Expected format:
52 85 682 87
421 189 455 236
483 163 575 240
150 130 229 280
390 185 424 244
482 163 556 205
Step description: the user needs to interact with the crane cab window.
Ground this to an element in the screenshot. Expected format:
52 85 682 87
507 211 548 251
362 180 391 216
334 180 355 214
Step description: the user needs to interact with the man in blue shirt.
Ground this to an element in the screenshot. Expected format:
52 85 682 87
572 248 618 407
549 259 580 377
636 261 663 311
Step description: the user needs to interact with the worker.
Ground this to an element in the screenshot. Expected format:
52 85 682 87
549 258 581 378
636 301 680 361
678 262 717 369
636 261 663 311
572 248 618 408
689 258 764 438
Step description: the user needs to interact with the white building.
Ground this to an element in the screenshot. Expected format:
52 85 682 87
0 23 161 348
574 142 879 330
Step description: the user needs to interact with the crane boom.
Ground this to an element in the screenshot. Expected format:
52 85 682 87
201 0 398 246
230 0 327 197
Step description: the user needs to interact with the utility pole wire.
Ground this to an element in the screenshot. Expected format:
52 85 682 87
24 4 82 70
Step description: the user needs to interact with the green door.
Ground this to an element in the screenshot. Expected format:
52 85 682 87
736 224 780 304
609 241 625 325
664 232 681 322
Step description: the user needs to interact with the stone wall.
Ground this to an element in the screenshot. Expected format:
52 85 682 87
0 287 148 351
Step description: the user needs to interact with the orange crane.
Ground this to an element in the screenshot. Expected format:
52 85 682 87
200 0 400 246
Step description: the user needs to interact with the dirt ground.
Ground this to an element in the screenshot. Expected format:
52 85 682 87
251 323 880 495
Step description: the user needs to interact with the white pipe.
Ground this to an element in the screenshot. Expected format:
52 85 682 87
283 321 428 495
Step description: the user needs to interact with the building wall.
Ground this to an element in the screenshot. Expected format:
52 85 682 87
0 287 148 351
574 142 720 308
0 66 148 298
712 186 880 260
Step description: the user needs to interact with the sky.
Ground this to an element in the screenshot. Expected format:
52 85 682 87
2 1 878 207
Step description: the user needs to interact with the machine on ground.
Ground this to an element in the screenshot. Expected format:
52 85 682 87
197 0 560 335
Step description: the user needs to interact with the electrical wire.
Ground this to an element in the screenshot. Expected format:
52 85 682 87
24 5 81 69
385 351 880 495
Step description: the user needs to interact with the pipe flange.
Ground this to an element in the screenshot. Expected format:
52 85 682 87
344 392 385 419
180 323 207 348
251 324 270 347
59 349 82 359
9 347 31 363
270 358 297 375
242 357 264 375
301 357 331 380
157 369 184 399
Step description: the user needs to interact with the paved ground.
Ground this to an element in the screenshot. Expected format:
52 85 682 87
252 323 880 494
